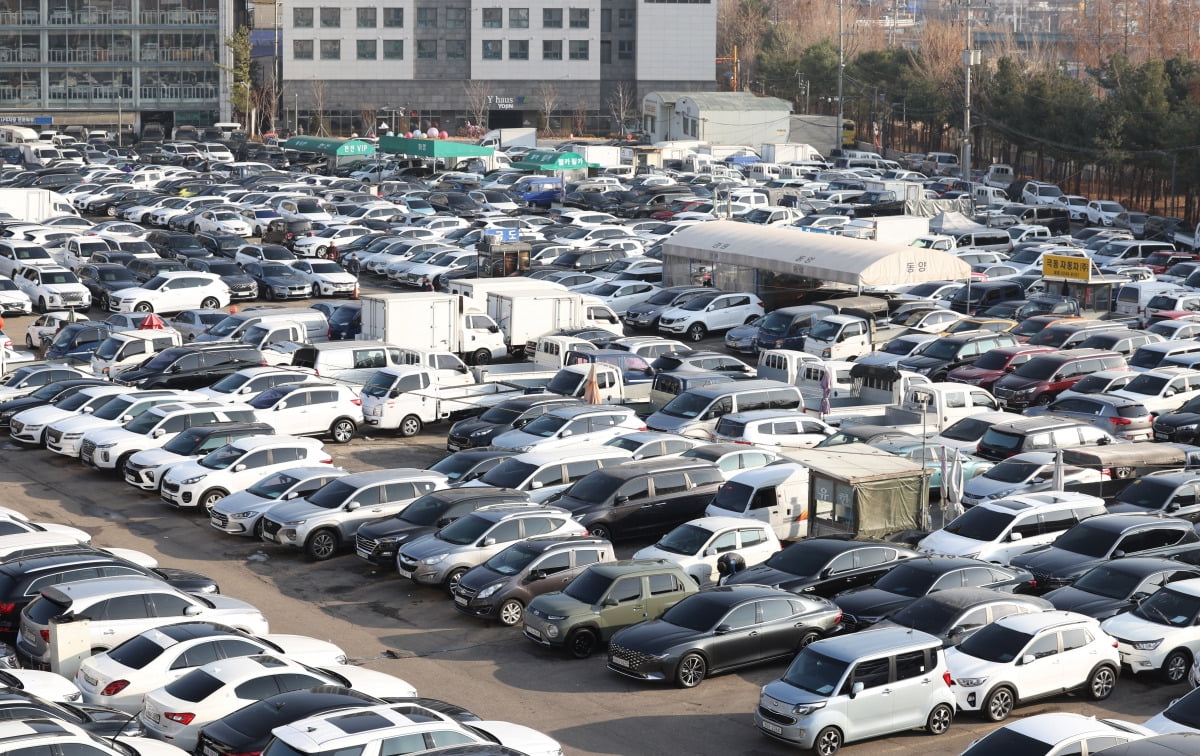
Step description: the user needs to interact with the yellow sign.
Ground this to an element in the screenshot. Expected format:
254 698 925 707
1042 254 1095 281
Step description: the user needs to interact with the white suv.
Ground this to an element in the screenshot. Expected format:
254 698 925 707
78 402 258 471
1102 577 1200 684
632 516 780 586
14 265 91 312
490 405 644 452
45 390 202 457
657 291 765 342
1112 367 1200 415
109 271 230 315
946 610 1120 721
195 366 314 403
247 381 363 444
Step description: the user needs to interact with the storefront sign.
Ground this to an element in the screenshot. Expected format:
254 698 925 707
487 95 527 110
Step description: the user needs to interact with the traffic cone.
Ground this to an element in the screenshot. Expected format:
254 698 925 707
229 304 238 314
352 281 359 300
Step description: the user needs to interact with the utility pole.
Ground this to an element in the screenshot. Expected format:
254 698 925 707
962 1 979 178
837 0 845 151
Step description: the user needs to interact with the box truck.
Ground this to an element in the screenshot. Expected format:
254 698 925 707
0 188 78 222
759 143 824 163
359 292 507 365
486 289 623 355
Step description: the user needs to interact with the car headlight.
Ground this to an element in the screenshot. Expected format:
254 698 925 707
62 432 84 440
956 677 988 687
284 519 307 527
232 512 257 519
476 583 502 599
469 428 492 437
1177 424 1199 431
376 535 405 545
0 412 12 421
544 613 567 621
422 553 448 565
95 442 118 449
193 584 217 594
545 624 560 638
182 474 207 485
515 445 533 452
791 701 827 715
1133 639 1164 651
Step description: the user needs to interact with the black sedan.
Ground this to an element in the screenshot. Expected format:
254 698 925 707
426 448 516 485
607 585 841 688
0 379 108 434
1043 557 1200 619
75 264 138 311
242 262 312 300
1152 396 1200 443
872 587 1053 647
724 539 919 597
196 688 478 756
446 396 582 451
833 556 1036 631
0 688 143 736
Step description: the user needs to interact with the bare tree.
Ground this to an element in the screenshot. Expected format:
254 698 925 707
463 79 490 131
360 105 378 136
607 81 638 136
537 82 559 136
309 78 328 136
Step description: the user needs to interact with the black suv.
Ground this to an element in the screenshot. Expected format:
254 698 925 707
1108 471 1200 522
1010 514 1200 592
195 232 245 259
113 343 264 390
143 230 208 260
548 248 626 272
261 218 314 249
725 538 920 597
127 256 187 284
0 546 217 639
75 263 139 311
353 487 529 568
556 459 725 541
897 330 1020 380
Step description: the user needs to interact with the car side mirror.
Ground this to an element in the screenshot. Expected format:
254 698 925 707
1131 592 1150 604
849 681 864 698
705 547 719 557
1009 532 1023 542
530 480 543 489
1113 550 1128 558
714 624 732 635
345 501 360 511
458 365 469 373
528 569 545 581
602 597 618 607
81 406 94 413
233 463 246 473
1003 365 1015 372
1021 654 1036 666
120 414 133 422
273 405 283 411
513 418 530 429
184 605 202 616
1032 477 1045 484
152 428 165 438
482 537 496 547
239 386 252 394
284 491 299 500
488 325 500 333
560 429 573 438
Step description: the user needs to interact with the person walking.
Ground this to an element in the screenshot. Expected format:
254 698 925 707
327 242 339 261
345 253 361 278
421 277 434 292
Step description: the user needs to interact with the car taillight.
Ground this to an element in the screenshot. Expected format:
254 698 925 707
102 680 130 696
1026 578 1037 589
1110 417 1132 425
351 398 361 406
0 603 14 616
164 712 195 725
39 629 49 642
943 671 954 687
228 751 262 756
320 457 333 464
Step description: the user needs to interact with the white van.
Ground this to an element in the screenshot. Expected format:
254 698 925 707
704 462 811 539
20 143 62 167
197 308 327 344
90 329 184 377
1114 281 1187 322
918 492 1107 564
973 185 1008 207
287 340 407 379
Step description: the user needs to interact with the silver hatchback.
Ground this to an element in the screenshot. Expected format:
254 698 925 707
1023 394 1152 441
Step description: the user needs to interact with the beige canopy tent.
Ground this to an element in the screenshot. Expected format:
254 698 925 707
662 220 971 293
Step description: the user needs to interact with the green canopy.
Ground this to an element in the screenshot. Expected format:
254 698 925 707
282 136 376 157
377 136 494 159
511 150 592 170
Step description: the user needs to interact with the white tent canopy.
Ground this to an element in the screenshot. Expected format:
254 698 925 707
663 221 971 289
929 211 988 234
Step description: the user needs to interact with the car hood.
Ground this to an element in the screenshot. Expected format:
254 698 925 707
261 274 307 286
897 355 944 370
1100 610 1167 641
261 634 347 665
833 589 914 619
48 413 114 433
626 302 669 317
944 646 1004 679
448 417 499 437
0 396 47 415
127 447 187 467
947 365 1001 381
0 290 30 302
610 619 702 653
528 592 593 618
632 544 700 566
356 518 432 543
264 498 325 522
760 678 827 709
210 489 276 516
1155 412 1200 428
658 306 695 320
993 374 1043 392
1009 546 1100 579
917 530 989 557
1042 586 1127 618
113 286 157 300
13 405 76 425
457 564 512 593
724 563 811 591
962 475 1023 498
470 721 561 756
82 426 144 446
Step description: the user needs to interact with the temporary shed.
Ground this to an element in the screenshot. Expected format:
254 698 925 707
281 136 375 172
377 136 493 161
929 210 986 234
642 91 792 144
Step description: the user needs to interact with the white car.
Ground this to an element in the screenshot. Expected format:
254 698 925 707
109 271 230 315
632 516 780 586
0 274 33 315
0 241 58 279
246 382 362 443
0 718 188 756
491 405 645 452
139 655 417 751
1111 367 1200 415
75 624 350 713
1087 200 1126 227
192 209 252 237
391 248 475 285
554 225 635 249
78 402 258 472
159 435 331 514
710 410 834 449
0 364 90 403
16 576 269 668
961 452 1110 506
290 259 357 297
271 196 333 223
209 466 350 538
1055 195 1091 221
148 197 223 228
657 290 765 342
961 712 1151 755
1102 577 1200 684
44 391 203 457
232 243 297 268
9 384 129 445
946 610 1120 721
196 366 315 403
14 265 91 312
0 511 89 544
22 310 73 348
291 225 372 258
1145 685 1200 733
584 281 660 316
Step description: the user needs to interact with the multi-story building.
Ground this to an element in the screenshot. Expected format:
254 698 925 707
278 0 717 137
0 0 237 134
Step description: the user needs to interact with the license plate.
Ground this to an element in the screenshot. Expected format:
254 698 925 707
262 531 277 543
146 709 160 724
83 673 97 686
202 745 217 756
367 407 382 417
22 627 36 643
398 568 413 579
454 595 468 605
356 548 371 559
612 656 629 667
761 722 783 735
526 626 541 640
446 442 461 452
1156 431 1169 440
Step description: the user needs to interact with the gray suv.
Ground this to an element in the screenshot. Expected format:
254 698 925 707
396 504 587 593
453 536 614 626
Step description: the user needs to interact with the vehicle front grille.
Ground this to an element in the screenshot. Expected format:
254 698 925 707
9 421 22 434
757 706 797 726
46 429 62 445
609 643 657 673
397 553 418 572
79 440 96 458
161 481 180 494
261 519 282 537
454 585 477 600
356 535 378 553
210 512 229 527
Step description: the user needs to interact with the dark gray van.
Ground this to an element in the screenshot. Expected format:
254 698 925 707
949 281 1025 315
648 371 737 412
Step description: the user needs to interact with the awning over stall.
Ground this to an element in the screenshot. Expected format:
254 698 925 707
511 150 592 170
282 136 376 158
377 137 494 159
663 221 970 289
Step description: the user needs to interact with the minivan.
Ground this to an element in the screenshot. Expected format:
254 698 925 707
459 447 634 503
648 371 736 412
288 340 407 378
896 331 1020 380
952 230 1013 254
556 458 725 541
755 626 956 751
1025 319 1127 349
948 281 1024 315
197 308 328 344
1130 339 1200 372
645 380 802 438
991 349 1126 409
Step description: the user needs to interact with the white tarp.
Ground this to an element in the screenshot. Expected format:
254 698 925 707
929 211 987 234
663 221 971 289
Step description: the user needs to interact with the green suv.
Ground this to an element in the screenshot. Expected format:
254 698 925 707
522 559 696 658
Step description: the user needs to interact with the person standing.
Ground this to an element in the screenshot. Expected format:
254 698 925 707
421 277 434 292
345 253 361 278
327 242 339 261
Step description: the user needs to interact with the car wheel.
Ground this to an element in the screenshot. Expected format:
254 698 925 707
471 348 491 366
983 685 1015 722
811 726 842 756
305 529 339 561
24 334 32 348
497 599 524 627
444 567 467 594
329 418 356 444
107 206 117 217
264 287 276 301
398 414 422 438
674 653 707 688
686 323 707 342
115 452 135 476
37 298 47 314
133 302 153 313
1088 664 1116 700
200 297 219 309
200 488 229 515
797 630 821 651
310 284 319 298
1162 649 1191 684
925 703 953 735
253 518 265 539
566 628 599 659
1033 394 1053 406
588 524 612 541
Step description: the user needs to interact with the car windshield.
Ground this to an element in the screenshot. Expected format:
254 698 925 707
659 392 712 419
56 390 111 412
476 405 522 425
938 417 995 443
592 284 621 297
429 454 488 482
206 372 251 394
1134 586 1200 627
42 271 78 285
680 294 717 312
957 623 1032 663
482 541 542 576
653 524 713 556
887 598 963 636
478 459 537 489
260 264 298 277
1071 564 1144 600
915 340 960 360
519 415 568 438
303 479 356 509
1051 523 1118 558
91 395 138 421
1163 691 1200 730
970 351 1011 371
960 728 1055 756
1122 374 1169 396
808 320 841 341
941 507 1013 541
661 593 734 632
435 512 494 545
869 563 941 598
1114 478 1177 511
249 387 292 409
563 569 612 604
123 410 165 434
881 338 917 356
781 649 849 696
643 291 681 311
978 430 1025 455
765 544 834 577
199 445 246 470
107 635 166 670
981 459 1041 483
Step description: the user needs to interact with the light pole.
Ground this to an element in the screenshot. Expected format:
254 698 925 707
962 2 979 178
836 0 845 152
274 0 282 132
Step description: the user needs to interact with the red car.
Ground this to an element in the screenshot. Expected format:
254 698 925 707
650 199 704 221
1143 250 1200 274
945 344 1056 390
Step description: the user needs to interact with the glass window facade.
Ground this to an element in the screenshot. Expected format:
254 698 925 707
383 39 404 59
357 7 376 28
383 7 403 27
509 7 528 28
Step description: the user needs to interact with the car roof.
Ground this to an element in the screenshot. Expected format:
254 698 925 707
226 434 322 450
908 587 1051 611
543 404 636 419
990 416 1090 433
510 447 632 465
722 409 819 423
41 574 173 602
994 712 1145 743
491 395 579 411
894 555 997 573
332 469 443 486
682 443 768 460
983 492 1105 513
585 457 717 480
993 609 1096 633
810 626 942 661
1078 513 1192 533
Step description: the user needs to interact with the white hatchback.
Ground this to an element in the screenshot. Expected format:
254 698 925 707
109 271 230 315
632 516 781 586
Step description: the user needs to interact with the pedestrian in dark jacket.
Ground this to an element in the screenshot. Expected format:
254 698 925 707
422 277 434 292
345 254 361 277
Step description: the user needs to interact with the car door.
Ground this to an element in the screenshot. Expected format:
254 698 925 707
842 656 897 738
600 576 649 633
1014 631 1064 698
85 594 154 648
1168 483 1200 521
707 601 761 671
268 389 309 435
812 550 861 596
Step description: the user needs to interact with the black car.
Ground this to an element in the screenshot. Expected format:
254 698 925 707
195 688 478 756
143 230 207 260
1153 396 1200 443
0 379 108 433
113 343 264 390
75 264 138 311
354 488 529 568
243 262 311 300
127 257 188 284
195 232 245 259
0 688 141 736
817 424 920 449
873 587 1054 647
446 396 582 451
832 556 1036 632
425 192 486 214
327 302 362 340
1108 471 1200 522
188 257 258 301
607 585 842 688
426 449 516 486
724 538 920 597
0 546 217 638
897 331 1020 380
1041 557 1200 620
550 248 626 272
1010 514 1200 593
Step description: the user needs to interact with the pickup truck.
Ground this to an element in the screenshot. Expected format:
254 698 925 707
838 383 1001 437
542 362 647 407
801 312 908 361
800 362 933 424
